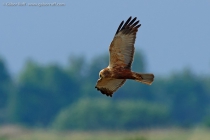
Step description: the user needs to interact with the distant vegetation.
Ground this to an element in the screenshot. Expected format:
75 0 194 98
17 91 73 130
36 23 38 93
0 51 210 130
1 126 210 140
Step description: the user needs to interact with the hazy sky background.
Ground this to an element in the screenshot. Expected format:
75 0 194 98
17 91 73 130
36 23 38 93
1 0 210 76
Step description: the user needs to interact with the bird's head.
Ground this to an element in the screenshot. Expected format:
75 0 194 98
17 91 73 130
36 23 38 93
99 69 105 78
99 68 110 78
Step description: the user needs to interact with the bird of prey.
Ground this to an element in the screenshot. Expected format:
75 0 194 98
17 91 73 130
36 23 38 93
95 16 154 97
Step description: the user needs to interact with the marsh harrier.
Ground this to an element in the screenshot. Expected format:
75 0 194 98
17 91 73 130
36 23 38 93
95 16 154 97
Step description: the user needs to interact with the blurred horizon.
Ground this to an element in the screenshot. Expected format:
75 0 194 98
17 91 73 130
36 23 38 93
0 50 210 130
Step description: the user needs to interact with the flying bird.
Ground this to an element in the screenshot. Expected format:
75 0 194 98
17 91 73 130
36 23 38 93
95 16 154 97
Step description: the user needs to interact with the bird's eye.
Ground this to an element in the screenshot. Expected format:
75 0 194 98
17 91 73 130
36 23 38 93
99 74 102 78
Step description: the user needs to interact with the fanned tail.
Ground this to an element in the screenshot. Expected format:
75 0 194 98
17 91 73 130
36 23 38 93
132 72 154 85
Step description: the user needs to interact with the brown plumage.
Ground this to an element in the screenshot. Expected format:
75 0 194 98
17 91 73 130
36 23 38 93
95 16 154 97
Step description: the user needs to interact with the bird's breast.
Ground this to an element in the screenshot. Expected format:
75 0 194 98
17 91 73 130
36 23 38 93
111 68 133 79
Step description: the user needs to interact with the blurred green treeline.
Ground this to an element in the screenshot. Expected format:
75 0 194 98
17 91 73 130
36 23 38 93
0 51 210 130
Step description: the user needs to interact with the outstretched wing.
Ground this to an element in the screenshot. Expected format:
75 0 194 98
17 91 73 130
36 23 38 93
95 78 126 97
109 16 141 69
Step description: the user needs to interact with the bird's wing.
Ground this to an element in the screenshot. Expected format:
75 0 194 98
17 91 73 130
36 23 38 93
95 78 126 97
109 16 141 69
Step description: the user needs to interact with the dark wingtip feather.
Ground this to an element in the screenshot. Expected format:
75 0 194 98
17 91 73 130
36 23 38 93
128 17 137 26
115 16 141 35
95 86 114 97
131 20 140 27
136 24 141 28
121 16 132 30
115 20 124 35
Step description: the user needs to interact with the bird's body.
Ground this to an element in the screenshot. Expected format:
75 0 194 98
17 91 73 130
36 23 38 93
95 17 154 97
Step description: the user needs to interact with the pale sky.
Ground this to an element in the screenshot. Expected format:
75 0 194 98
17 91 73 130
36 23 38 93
1 0 210 76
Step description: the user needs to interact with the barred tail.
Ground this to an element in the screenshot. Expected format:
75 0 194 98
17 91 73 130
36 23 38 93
132 72 154 85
